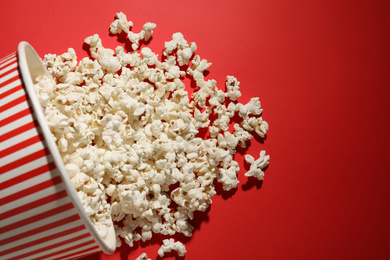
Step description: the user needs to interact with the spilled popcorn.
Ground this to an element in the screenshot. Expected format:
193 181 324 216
34 12 269 258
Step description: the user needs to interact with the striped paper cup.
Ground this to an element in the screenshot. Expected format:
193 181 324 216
0 42 116 260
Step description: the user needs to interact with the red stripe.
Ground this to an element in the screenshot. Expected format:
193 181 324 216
6 233 92 260
0 82 22 99
0 120 37 142
0 54 16 67
0 214 81 246
60 249 101 260
62 248 101 260
1 161 56 190
0 202 74 234
31 240 98 260
0 190 67 221
47 244 100 260
0 93 26 113
0 148 49 174
0 65 18 80
0 175 62 206
0 107 30 127
0 74 20 89
0 133 43 158
0 225 86 257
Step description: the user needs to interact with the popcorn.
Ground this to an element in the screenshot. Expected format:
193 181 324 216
143 22 157 42
158 238 187 257
109 12 133 34
135 253 151 260
64 163 79 178
58 137 68 152
120 19 157 51
244 150 270 180
225 75 242 101
233 123 253 148
238 97 263 119
255 117 269 138
35 12 270 258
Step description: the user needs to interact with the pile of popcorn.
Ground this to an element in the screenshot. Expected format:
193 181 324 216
34 12 269 258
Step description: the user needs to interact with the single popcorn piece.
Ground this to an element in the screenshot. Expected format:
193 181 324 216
110 12 133 34
217 160 240 191
135 253 151 260
143 22 157 41
35 11 270 257
225 75 242 101
158 238 187 257
244 150 270 180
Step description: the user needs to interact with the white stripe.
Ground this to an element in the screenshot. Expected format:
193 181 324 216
0 57 16 70
2 208 77 242
0 88 25 107
0 76 21 95
0 113 33 136
0 182 65 217
45 242 99 260
18 235 95 260
60 248 101 260
0 213 82 252
4 221 86 256
4 229 91 260
0 69 18 83
0 163 57 198
0 138 44 166
0 100 29 119
0 60 17 75
55 247 101 260
0 53 15 63
1 155 52 183
63 248 101 260
1 126 40 149
0 196 70 228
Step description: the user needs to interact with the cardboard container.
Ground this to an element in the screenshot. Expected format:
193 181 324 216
0 42 116 260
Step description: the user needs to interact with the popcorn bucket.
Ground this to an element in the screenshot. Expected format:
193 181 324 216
0 42 116 260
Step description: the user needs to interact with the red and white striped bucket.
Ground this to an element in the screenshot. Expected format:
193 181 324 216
0 42 116 260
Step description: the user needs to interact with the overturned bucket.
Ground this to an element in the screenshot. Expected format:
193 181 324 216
0 42 116 260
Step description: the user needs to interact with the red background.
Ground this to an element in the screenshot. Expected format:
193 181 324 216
1 0 390 259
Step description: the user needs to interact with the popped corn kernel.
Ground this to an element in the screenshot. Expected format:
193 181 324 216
244 150 270 180
158 238 187 257
135 253 151 260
